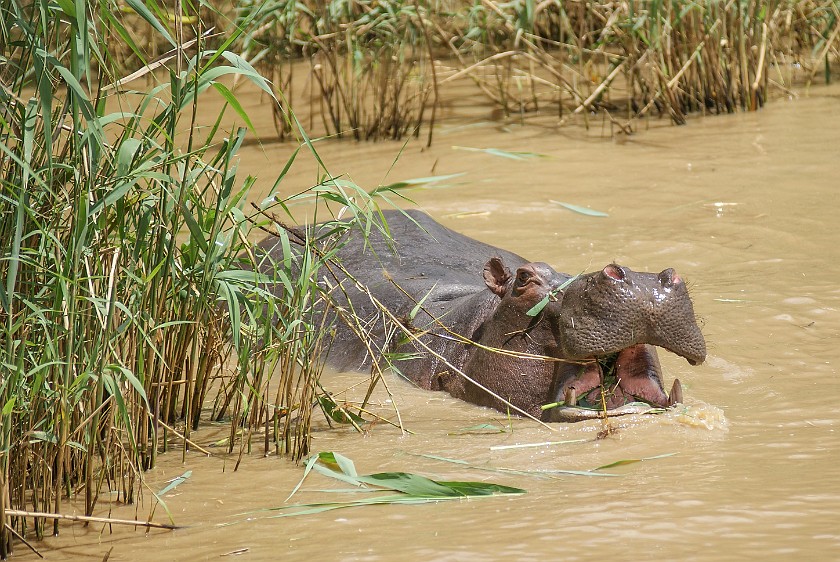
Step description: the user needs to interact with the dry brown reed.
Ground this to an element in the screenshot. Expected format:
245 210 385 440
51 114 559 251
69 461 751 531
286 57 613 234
238 0 840 139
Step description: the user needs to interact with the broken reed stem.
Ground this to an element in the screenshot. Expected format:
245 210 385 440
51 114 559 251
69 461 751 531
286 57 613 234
4 510 179 530
668 20 720 90
437 51 519 86
155 419 213 457
573 58 627 114
4 523 42 559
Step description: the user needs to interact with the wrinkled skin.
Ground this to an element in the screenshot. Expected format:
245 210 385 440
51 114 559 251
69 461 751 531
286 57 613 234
260 210 706 421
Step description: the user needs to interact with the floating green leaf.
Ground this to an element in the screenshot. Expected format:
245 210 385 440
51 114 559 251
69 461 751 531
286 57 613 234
550 200 610 217
318 451 359 478
356 472 523 497
230 452 525 523
593 452 678 471
158 471 192 496
452 146 548 160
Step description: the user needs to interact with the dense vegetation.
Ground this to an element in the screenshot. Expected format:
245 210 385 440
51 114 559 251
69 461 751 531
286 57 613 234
0 0 396 554
0 0 837 556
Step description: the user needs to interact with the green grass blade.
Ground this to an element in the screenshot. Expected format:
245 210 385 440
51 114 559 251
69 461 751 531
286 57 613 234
372 172 466 193
526 274 579 317
211 83 257 136
593 452 679 471
550 200 609 217
452 146 548 160
158 471 192 496
123 0 176 46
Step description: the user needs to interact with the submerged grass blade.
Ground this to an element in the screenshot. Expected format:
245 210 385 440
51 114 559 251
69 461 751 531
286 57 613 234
414 453 618 478
449 423 508 435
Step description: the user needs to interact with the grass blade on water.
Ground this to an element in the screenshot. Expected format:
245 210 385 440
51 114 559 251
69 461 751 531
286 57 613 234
550 200 610 217
227 452 525 523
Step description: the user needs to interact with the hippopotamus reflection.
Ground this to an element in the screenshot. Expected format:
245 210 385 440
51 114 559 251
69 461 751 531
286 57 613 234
262 210 706 421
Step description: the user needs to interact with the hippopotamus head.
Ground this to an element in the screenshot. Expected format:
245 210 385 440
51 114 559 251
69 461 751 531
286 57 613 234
469 258 705 417
558 264 706 365
552 263 706 412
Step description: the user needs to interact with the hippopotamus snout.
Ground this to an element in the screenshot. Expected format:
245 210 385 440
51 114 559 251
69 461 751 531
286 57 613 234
558 264 706 366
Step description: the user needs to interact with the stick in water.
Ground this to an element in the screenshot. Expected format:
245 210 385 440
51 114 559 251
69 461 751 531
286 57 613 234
4 510 179 530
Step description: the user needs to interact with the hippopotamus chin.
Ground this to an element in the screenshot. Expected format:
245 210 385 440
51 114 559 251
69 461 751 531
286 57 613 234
259 210 707 422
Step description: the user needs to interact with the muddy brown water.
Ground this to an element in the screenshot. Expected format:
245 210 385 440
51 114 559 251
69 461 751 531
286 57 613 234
20 80 840 560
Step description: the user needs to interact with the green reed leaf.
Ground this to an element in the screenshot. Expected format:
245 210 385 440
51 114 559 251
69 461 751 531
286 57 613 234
526 274 579 317
123 0 175 46
158 471 192 496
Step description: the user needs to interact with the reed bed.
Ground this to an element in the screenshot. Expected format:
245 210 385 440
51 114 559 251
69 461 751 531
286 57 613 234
240 0 840 139
0 0 391 554
238 0 437 141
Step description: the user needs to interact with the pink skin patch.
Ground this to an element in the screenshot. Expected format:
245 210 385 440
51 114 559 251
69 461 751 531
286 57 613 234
614 345 668 406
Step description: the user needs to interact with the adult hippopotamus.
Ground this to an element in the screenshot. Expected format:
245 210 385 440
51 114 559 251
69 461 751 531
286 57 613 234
260 209 706 422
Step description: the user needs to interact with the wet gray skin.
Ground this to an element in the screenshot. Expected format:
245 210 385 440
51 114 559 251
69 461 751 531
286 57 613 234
257 210 706 422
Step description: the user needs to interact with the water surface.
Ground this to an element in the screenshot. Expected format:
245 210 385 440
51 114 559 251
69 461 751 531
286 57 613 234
22 81 840 561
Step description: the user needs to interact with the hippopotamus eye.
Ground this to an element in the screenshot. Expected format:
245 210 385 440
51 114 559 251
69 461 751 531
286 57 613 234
516 270 532 284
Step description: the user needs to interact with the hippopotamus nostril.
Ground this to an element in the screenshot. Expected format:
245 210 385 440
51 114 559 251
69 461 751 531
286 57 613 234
603 264 626 281
658 268 679 288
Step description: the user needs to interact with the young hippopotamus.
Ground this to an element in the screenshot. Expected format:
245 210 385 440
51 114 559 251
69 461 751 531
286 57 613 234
260 209 706 422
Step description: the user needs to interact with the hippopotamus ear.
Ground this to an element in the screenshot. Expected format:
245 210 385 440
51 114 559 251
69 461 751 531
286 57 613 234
483 257 512 297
